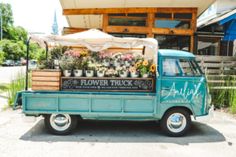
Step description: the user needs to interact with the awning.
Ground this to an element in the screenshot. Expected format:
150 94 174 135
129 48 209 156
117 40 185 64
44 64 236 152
197 8 236 28
31 29 158 53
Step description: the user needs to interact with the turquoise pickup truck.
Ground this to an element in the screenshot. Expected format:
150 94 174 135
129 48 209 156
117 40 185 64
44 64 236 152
15 49 211 137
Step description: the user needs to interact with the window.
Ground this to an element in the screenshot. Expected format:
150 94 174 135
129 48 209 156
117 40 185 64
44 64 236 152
110 33 146 38
174 13 192 19
155 35 190 51
162 58 202 76
162 59 181 76
108 13 147 27
155 20 190 29
179 59 202 76
155 13 172 18
154 12 192 29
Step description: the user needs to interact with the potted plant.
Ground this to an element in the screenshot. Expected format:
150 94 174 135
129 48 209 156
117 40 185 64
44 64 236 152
96 66 107 77
122 53 133 67
149 63 156 77
50 45 71 69
117 66 128 78
99 51 111 67
73 58 83 77
105 68 118 77
137 60 149 78
60 55 74 77
129 66 139 78
113 53 122 67
84 59 96 77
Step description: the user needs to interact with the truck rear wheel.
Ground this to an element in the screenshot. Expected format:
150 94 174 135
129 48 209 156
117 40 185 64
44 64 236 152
160 109 191 137
44 114 77 135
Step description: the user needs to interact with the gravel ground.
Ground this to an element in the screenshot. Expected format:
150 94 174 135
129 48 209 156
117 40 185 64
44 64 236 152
0 109 236 157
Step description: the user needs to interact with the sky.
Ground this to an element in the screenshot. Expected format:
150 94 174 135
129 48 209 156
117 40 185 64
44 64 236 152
2 0 68 34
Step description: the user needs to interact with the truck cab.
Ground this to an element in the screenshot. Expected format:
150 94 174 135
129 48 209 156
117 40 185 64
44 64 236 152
15 49 211 137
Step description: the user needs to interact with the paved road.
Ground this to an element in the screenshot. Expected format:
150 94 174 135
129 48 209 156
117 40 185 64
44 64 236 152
0 109 235 157
0 66 26 84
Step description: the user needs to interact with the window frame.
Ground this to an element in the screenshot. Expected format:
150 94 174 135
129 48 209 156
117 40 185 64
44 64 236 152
162 58 203 77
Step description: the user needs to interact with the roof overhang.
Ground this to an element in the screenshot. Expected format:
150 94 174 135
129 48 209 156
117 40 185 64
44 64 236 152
198 9 236 28
60 0 215 29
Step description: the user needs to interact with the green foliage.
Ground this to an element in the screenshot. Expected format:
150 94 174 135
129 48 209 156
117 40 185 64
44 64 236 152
5 26 28 42
29 42 46 60
0 50 5 64
49 45 71 59
0 3 14 38
38 59 54 69
229 89 236 114
210 76 236 114
0 3 44 62
0 84 8 93
0 39 26 60
60 55 74 70
7 73 25 106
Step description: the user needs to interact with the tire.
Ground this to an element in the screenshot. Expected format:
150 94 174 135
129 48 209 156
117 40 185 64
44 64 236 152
160 108 191 137
44 114 77 135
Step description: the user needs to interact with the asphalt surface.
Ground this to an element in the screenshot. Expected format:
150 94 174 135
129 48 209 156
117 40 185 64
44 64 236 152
0 109 236 157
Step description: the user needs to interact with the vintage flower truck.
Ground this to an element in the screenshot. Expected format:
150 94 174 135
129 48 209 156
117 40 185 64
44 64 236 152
14 30 212 137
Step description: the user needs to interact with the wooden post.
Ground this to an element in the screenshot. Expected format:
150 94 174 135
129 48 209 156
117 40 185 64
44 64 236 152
190 35 194 52
190 10 197 53
102 14 108 32
147 13 154 38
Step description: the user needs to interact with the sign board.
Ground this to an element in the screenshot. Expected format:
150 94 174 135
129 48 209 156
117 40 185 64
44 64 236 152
61 77 155 92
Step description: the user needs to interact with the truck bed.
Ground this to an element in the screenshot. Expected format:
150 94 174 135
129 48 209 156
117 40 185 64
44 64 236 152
21 91 158 120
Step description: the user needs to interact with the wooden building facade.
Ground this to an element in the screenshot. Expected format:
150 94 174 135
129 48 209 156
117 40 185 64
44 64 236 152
60 0 215 52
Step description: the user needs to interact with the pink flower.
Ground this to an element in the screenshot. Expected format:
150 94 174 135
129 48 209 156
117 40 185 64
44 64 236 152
122 54 133 61
64 50 81 58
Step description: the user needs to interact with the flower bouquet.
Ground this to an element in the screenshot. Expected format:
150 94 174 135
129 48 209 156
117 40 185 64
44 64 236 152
116 66 128 78
73 58 84 77
96 66 107 77
135 59 156 78
105 68 118 77
60 55 74 77
99 51 112 66
122 53 133 67
129 66 139 78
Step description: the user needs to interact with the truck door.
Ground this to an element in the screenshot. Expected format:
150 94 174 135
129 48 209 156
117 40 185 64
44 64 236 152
160 57 206 115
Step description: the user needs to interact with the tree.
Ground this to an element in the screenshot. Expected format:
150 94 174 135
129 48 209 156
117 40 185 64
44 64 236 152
0 50 4 64
7 26 28 42
0 3 14 39
0 3 47 63
0 39 25 60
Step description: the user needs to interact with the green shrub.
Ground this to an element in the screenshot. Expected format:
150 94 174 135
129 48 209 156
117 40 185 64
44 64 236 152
0 51 5 65
209 75 236 114
229 89 236 114
7 73 25 106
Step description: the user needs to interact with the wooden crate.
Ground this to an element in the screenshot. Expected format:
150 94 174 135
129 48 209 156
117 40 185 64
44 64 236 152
32 69 61 91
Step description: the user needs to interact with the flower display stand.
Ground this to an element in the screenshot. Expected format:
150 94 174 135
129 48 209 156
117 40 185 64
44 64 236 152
32 69 61 91
61 77 155 92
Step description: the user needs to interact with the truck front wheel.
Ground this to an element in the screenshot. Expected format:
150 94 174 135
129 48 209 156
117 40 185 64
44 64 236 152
44 114 77 135
160 109 191 137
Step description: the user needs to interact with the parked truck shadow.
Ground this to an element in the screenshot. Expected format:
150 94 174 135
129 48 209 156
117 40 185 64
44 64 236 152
20 119 225 145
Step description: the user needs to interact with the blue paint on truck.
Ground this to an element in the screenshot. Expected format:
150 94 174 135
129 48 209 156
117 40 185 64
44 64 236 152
15 49 212 136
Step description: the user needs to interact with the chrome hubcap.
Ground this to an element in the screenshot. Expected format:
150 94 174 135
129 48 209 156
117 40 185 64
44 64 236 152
167 113 186 133
50 114 71 131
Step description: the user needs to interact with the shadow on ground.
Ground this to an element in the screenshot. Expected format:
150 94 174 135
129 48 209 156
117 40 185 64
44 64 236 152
20 119 225 145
